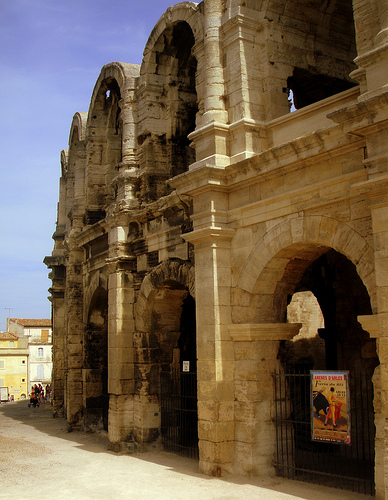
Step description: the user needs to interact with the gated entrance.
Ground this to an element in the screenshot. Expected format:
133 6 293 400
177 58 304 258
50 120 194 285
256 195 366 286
273 369 375 496
160 370 198 458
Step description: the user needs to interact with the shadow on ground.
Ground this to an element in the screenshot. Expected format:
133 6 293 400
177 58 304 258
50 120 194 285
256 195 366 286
0 401 372 500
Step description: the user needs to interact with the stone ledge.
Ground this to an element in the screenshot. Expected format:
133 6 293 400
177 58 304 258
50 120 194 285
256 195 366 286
228 323 301 341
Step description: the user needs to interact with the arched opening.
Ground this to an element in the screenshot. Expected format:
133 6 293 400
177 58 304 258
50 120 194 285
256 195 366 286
84 287 109 431
248 0 359 118
275 249 378 494
138 279 198 457
85 78 122 224
285 291 326 369
284 0 358 112
138 21 198 202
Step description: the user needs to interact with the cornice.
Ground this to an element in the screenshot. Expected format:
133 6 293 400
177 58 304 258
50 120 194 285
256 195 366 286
228 323 302 341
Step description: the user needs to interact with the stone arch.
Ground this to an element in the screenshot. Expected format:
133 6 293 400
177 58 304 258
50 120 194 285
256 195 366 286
352 0 381 55
84 63 140 224
83 279 109 431
137 4 202 201
141 2 202 74
136 259 195 333
60 150 68 177
84 270 109 322
87 62 140 125
238 214 376 313
69 111 87 145
65 112 88 229
224 0 357 119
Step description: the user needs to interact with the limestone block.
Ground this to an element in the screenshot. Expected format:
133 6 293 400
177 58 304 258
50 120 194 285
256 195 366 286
197 380 234 401
233 441 253 474
197 400 219 422
197 359 216 381
374 231 388 259
234 359 260 380
375 262 388 288
199 439 234 465
234 380 259 403
234 401 256 422
199 284 231 307
198 420 234 442
197 339 216 359
233 341 258 360
108 330 134 350
234 421 255 443
67 355 82 369
377 337 388 365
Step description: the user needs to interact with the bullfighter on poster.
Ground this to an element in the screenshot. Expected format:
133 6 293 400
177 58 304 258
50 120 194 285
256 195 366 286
311 371 351 444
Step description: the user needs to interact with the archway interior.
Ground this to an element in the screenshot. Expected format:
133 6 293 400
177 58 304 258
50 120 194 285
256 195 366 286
138 21 198 202
146 281 198 456
281 250 377 373
84 287 108 431
85 77 122 224
276 249 377 493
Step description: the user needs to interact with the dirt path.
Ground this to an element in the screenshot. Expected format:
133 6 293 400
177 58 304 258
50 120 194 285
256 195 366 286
0 401 371 500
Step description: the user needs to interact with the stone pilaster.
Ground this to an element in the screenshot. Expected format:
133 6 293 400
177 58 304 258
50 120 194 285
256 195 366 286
106 223 136 446
188 0 229 168
229 323 301 476
184 222 235 476
353 1 388 101
358 183 388 499
358 314 386 500
112 76 139 209
64 241 84 427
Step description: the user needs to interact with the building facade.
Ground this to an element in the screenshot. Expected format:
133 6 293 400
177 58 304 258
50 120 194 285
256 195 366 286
7 319 52 392
44 1 388 497
0 332 28 401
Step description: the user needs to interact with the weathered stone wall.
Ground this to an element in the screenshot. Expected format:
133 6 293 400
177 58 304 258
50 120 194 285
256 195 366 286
45 0 388 497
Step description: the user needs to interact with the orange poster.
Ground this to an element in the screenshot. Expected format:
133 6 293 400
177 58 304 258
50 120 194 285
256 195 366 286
311 371 351 444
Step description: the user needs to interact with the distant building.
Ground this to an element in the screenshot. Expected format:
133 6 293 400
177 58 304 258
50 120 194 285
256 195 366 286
0 332 28 400
7 319 52 392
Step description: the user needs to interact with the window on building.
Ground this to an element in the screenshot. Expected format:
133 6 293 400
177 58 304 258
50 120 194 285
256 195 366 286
0 360 5 370
9 341 14 348
38 348 44 357
22 359 26 365
21 378 25 383
41 330 49 342
37 365 44 380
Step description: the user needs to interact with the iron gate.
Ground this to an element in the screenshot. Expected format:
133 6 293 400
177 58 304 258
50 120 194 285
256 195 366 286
160 370 198 459
273 369 375 496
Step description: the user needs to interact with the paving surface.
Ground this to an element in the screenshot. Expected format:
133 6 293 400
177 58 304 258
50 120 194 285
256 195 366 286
0 400 372 500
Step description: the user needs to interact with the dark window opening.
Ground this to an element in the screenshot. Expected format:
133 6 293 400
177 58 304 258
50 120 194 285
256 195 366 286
84 210 106 225
287 67 357 110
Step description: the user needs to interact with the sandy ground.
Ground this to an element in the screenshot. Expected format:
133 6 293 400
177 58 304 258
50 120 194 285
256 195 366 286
0 400 372 500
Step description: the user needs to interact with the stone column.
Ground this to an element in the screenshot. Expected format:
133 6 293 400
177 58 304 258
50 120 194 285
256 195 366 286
184 218 235 475
353 1 388 98
113 77 139 209
188 0 229 168
375 1 388 47
229 323 301 476
47 278 65 418
64 240 84 428
106 223 136 450
73 138 86 230
358 188 388 499
221 14 269 161
358 314 386 499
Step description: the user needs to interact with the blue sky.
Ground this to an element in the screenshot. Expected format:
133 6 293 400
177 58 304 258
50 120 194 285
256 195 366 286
0 0 179 331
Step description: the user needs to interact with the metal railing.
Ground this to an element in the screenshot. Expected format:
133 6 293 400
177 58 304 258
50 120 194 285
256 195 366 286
160 371 198 459
273 369 375 496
